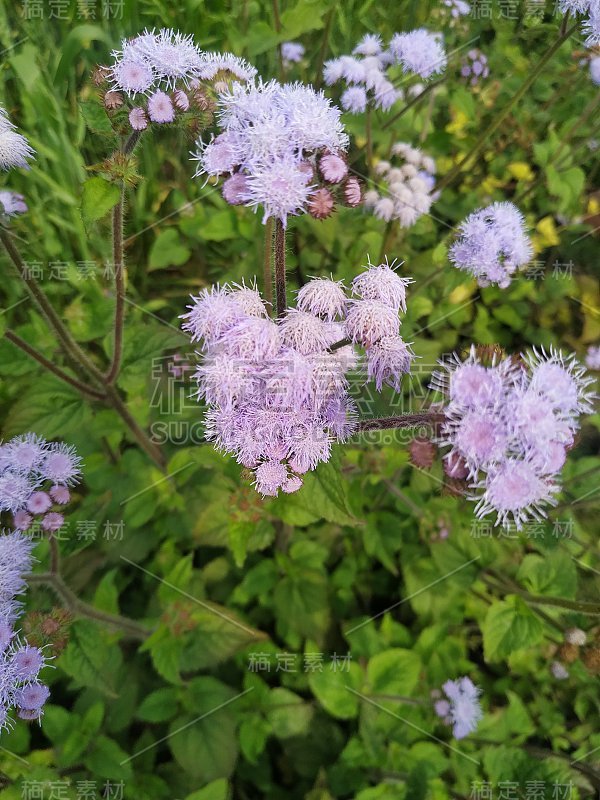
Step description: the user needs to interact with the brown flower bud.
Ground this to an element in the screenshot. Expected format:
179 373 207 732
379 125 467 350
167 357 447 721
557 643 579 664
308 188 335 220
409 436 436 469
582 647 600 674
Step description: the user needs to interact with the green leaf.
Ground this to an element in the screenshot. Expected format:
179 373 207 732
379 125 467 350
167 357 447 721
149 228 192 270
517 552 577 598
83 735 132 781
266 688 314 738
169 678 239 781
79 99 114 135
272 450 360 527
185 779 230 800
308 662 363 719
58 622 122 697
81 177 120 229
483 596 544 662
274 569 330 642
367 649 421 696
136 688 180 723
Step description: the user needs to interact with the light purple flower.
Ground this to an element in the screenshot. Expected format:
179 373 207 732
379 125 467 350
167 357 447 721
129 107 148 131
297 278 347 321
341 85 368 114
431 346 593 530
147 91 174 123
281 42 305 64
351 258 412 312
439 677 482 739
389 29 447 79
0 191 27 217
450 202 533 288
585 344 600 369
0 109 34 171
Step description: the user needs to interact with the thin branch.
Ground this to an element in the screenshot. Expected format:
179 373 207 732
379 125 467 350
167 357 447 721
382 78 445 131
263 217 274 310
274 218 287 318
355 412 445 432
0 227 106 384
28 572 150 641
4 330 105 401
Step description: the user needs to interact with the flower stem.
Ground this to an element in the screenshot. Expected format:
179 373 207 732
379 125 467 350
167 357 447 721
382 78 445 131
0 226 106 384
436 22 579 193
4 330 106 401
274 219 287 318
28 571 150 640
356 412 445 432
263 217 274 311
105 190 125 384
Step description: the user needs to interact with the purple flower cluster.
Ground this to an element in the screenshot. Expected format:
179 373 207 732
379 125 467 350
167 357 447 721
0 108 34 172
193 80 358 225
323 29 446 115
460 49 490 85
0 531 49 730
0 433 81 533
364 142 438 227
432 346 595 530
182 262 414 496
106 28 256 131
559 1 600 46
449 202 533 288
434 676 482 739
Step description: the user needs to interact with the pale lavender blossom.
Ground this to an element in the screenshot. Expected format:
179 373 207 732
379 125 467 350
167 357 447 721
147 91 174 123
431 347 594 530
460 49 489 85
590 56 600 85
183 261 413 496
437 677 482 739
351 258 413 312
192 80 349 225
585 344 600 369
443 0 471 17
559 1 600 46
389 29 447 79
341 86 368 114
297 278 347 321
0 109 34 171
0 191 27 217
450 202 533 288
281 42 305 65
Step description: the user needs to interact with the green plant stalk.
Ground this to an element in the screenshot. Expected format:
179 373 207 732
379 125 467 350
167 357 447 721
1 227 165 469
436 21 579 192
105 190 125 384
4 330 105 401
382 77 445 131
0 227 106 384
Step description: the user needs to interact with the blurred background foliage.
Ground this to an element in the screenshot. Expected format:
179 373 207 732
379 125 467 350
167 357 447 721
0 0 599 798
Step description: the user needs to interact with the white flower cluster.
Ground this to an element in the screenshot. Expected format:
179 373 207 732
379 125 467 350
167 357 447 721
363 143 438 227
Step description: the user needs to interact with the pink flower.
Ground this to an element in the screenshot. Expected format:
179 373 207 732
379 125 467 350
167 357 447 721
12 510 32 531
129 107 148 131
148 91 175 123
26 492 52 515
319 153 348 183
50 485 70 504
222 173 250 205
41 513 64 532
343 177 362 207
